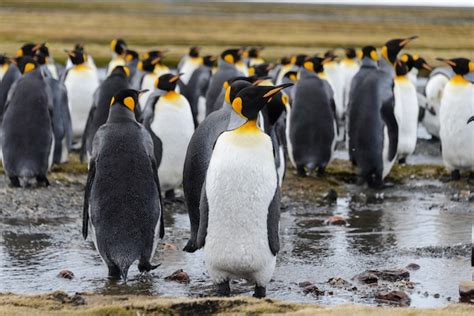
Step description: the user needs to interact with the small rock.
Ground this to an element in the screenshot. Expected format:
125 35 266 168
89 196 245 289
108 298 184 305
162 243 177 250
353 271 379 284
375 290 411 306
327 277 352 288
324 215 347 226
164 269 190 284
298 281 313 288
324 189 338 204
433 293 440 299
459 280 474 301
302 284 325 296
71 294 85 306
423 291 429 297
367 268 410 282
58 269 74 280
405 263 420 271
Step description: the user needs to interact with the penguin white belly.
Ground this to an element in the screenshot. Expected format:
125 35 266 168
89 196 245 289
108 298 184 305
324 63 344 119
205 131 277 285
277 145 285 186
65 69 99 138
46 64 59 80
382 126 396 178
394 78 419 159
340 62 360 108
139 74 157 110
180 59 201 85
439 83 474 171
276 65 292 85
423 74 448 138
150 95 194 191
285 104 296 168
197 96 206 124
408 69 418 87
107 58 125 75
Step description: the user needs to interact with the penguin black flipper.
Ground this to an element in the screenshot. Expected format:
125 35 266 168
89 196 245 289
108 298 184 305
330 98 339 136
468 116 474 124
267 187 281 256
151 157 165 238
196 181 209 249
83 159 96 240
381 96 399 162
80 103 96 162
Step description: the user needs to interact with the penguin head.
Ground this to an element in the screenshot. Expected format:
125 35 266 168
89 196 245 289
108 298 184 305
344 48 357 59
0 54 7 65
291 54 308 67
224 77 254 104
155 73 181 91
436 57 474 75
33 43 50 65
266 91 289 126
16 43 37 58
110 65 130 78
381 36 418 65
248 47 263 58
139 56 161 72
189 46 200 58
110 38 127 56
280 56 291 65
110 89 147 112
231 83 293 121
74 43 85 52
284 71 298 82
220 48 242 65
395 60 409 76
303 56 330 73
411 55 431 71
362 46 378 61
203 55 217 67
144 49 167 60
65 49 86 65
248 63 274 77
125 49 139 63
17 56 38 74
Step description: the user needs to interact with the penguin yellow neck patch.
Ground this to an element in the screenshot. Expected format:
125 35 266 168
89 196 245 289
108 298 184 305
451 75 469 85
123 96 135 112
224 54 234 64
24 63 36 73
74 64 88 71
342 58 357 65
163 91 180 101
234 120 260 134
395 75 408 82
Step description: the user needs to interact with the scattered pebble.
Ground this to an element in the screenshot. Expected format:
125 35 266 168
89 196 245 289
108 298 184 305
353 271 379 284
327 277 352 288
405 263 420 271
375 290 411 306
162 243 177 250
58 269 74 280
164 269 190 284
368 268 410 282
433 293 440 298
324 215 347 226
324 189 338 204
302 284 325 296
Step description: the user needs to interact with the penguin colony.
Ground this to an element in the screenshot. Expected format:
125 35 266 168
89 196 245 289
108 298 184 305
0 38 472 297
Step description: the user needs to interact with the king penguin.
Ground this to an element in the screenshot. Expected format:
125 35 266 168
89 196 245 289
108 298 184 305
247 46 265 67
81 66 141 162
400 53 432 87
2 57 54 187
437 57 474 180
289 56 337 176
196 83 292 298
393 61 419 164
340 48 360 110
182 77 254 252
83 89 164 280
143 73 194 199
65 43 97 71
63 49 100 145
274 56 293 85
348 36 417 188
205 48 243 116
323 51 344 122
178 46 203 85
138 56 162 110
106 38 127 76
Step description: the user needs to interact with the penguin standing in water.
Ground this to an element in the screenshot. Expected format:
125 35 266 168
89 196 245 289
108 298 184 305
205 48 243 116
106 38 127 76
393 61 419 164
178 47 203 85
340 48 360 110
437 58 474 180
83 89 164 280
143 73 194 199
196 83 292 298
63 49 100 145
183 77 253 252
81 66 141 162
181 55 217 126
349 37 416 188
289 56 337 176
2 57 53 187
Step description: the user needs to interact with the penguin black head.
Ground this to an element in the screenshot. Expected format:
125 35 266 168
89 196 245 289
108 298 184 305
436 57 474 75
344 48 357 59
74 43 85 52
280 56 291 65
65 49 86 65
291 54 308 67
284 71 298 82
34 43 50 65
111 38 127 55
400 54 432 72
0 54 7 65
203 55 217 67
155 73 181 91
324 50 337 59
266 91 289 126
362 46 378 61
249 63 274 77
16 43 37 57
395 60 409 76
224 77 254 104
304 56 330 73
143 49 167 60
110 89 148 112
139 56 161 72
248 47 263 58
232 83 293 121
125 49 139 63
381 36 418 65
17 56 38 74
111 65 130 78
189 46 200 58
221 48 242 64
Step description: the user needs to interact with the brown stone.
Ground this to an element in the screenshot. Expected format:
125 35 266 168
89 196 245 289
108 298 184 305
353 271 379 284
327 277 352 288
164 269 190 284
405 263 420 271
324 215 347 226
58 270 74 280
162 243 177 250
375 290 411 306
364 268 410 282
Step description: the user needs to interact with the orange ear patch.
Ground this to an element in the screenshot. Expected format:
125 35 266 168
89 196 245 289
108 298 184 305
24 63 36 73
123 96 135 112
110 96 115 106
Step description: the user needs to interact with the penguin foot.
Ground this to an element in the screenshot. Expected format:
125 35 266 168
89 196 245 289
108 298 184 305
398 158 407 164
9 177 21 188
138 260 161 273
295 166 307 177
451 170 461 181
216 280 230 297
183 239 198 253
253 285 266 298
36 175 50 187
316 167 326 177
108 265 121 279
467 172 474 183
165 189 175 199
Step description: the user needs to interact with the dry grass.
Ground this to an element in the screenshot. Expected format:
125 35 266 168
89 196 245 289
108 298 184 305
0 0 472 67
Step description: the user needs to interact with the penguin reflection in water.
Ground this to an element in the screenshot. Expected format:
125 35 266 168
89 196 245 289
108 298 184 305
196 83 292 297
83 89 164 280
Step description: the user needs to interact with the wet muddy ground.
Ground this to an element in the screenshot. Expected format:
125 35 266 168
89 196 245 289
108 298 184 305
0 139 472 309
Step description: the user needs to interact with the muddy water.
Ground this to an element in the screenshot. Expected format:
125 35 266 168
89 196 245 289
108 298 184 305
0 144 472 307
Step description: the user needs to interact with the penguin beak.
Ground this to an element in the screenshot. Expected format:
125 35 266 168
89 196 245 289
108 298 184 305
168 74 182 83
64 49 76 58
422 63 432 71
436 58 456 67
263 83 294 100
399 36 418 47
151 57 161 65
